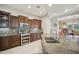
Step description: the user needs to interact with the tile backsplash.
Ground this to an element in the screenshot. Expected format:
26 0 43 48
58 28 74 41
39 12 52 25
0 28 18 35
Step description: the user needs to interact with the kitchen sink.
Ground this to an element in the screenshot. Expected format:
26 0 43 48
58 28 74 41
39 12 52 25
45 37 60 43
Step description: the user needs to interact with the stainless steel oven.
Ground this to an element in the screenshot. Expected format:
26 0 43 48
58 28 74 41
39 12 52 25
21 33 30 45
19 23 30 45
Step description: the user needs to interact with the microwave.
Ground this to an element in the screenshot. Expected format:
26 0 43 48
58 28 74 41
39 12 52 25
20 23 29 28
19 23 31 34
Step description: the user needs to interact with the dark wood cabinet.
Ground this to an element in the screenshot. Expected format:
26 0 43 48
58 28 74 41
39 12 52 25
18 16 41 29
30 33 41 42
18 15 28 23
0 10 10 28
0 10 42 51
28 19 32 28
10 35 21 48
10 15 19 28
0 10 41 28
38 20 41 29
29 19 41 42
0 36 11 51
31 20 36 28
0 35 21 51
31 19 41 29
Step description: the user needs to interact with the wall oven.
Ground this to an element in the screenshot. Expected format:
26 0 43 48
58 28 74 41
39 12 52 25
19 23 30 45
21 33 30 45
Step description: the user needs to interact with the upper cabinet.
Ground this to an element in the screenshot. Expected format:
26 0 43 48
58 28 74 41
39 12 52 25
32 19 41 29
18 15 28 23
37 20 41 29
28 19 32 28
0 10 41 29
0 10 10 28
10 15 19 28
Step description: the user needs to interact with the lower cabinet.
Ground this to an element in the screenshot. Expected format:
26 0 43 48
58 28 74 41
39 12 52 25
30 33 41 42
0 35 21 51
10 35 21 48
0 36 11 51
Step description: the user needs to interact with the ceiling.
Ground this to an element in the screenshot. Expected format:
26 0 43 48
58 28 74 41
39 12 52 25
2 4 79 17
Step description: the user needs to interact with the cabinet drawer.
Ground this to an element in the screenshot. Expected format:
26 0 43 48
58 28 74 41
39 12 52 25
11 38 20 42
11 41 20 48
11 35 20 42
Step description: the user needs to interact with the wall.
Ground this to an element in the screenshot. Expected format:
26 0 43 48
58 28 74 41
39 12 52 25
41 16 51 34
41 13 60 35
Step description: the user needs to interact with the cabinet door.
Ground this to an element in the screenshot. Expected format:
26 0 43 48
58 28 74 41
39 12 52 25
30 33 41 42
10 15 19 28
0 37 4 50
0 10 10 28
11 41 20 48
18 15 28 23
3 36 11 49
0 15 9 28
31 19 41 29
28 19 32 28
11 35 20 42
11 35 21 48
0 36 11 51
38 20 41 29
31 19 37 28
30 33 34 42
35 20 41 29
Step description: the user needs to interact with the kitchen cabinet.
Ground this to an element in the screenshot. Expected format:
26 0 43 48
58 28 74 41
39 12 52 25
30 33 41 42
0 10 10 28
10 15 19 28
0 36 11 51
32 19 41 29
28 19 32 28
29 19 42 42
31 19 37 28
10 35 21 48
18 15 28 23
37 20 41 29
18 16 41 29
0 35 21 51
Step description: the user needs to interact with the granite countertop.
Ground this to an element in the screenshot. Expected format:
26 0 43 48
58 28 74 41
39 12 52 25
0 34 20 37
41 34 79 54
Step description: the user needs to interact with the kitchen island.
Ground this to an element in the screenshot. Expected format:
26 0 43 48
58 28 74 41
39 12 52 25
42 34 79 54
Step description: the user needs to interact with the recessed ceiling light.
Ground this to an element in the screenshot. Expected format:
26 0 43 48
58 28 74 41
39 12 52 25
40 11 42 14
28 6 31 8
64 9 68 12
49 4 52 7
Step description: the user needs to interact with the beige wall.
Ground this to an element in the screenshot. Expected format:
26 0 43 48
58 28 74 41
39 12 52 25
41 16 51 34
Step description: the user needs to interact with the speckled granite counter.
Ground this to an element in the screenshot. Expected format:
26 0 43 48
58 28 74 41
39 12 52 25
41 34 79 54
0 34 20 37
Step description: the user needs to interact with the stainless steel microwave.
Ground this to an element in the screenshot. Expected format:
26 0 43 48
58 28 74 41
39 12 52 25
20 23 29 29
